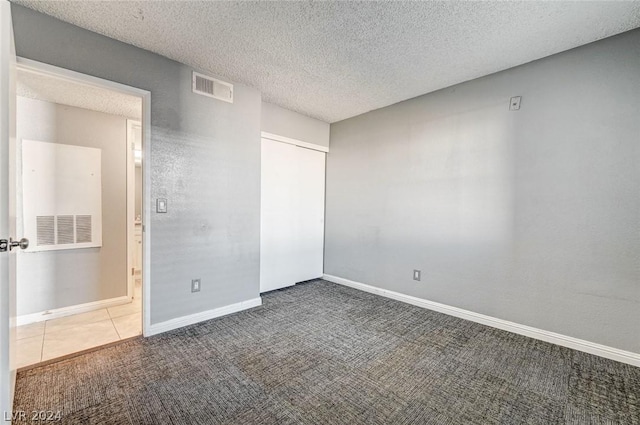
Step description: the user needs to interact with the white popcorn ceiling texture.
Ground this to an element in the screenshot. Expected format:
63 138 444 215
14 1 640 123
17 69 142 120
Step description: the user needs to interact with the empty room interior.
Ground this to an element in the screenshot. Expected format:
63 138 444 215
0 1 639 424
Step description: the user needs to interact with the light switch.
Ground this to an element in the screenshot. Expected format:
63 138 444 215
509 96 521 111
156 198 167 213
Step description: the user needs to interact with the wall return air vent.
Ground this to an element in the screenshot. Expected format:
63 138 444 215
22 140 102 252
192 71 233 103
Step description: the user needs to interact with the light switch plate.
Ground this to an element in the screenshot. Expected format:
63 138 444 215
413 270 421 281
156 198 167 213
191 278 201 293
509 96 521 111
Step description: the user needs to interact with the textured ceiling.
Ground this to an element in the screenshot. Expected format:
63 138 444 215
13 1 640 123
17 68 142 120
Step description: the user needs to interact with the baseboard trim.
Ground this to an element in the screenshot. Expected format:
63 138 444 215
146 297 262 337
17 295 131 326
323 274 640 367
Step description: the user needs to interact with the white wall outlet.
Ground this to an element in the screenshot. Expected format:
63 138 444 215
509 96 521 111
191 278 201 293
413 270 421 281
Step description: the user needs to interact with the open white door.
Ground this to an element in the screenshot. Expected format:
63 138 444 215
127 120 142 301
0 1 19 420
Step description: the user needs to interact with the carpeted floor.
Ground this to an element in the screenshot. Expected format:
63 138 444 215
13 280 640 424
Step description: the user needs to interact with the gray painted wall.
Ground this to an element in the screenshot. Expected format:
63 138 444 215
325 29 640 353
12 5 262 324
261 101 330 148
16 97 127 315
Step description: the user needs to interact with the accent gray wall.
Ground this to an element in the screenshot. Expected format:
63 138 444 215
325 29 640 353
16 97 127 315
11 5 262 325
261 101 330 147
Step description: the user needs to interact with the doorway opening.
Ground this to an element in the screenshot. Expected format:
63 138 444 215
13 59 150 368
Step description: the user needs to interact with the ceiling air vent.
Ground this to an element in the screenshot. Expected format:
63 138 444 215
192 71 233 103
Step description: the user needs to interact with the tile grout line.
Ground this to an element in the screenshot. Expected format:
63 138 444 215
112 318 122 340
20 308 127 366
39 320 47 364
17 299 139 364
110 310 123 340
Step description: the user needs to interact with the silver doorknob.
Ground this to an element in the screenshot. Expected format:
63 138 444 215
10 237 29 251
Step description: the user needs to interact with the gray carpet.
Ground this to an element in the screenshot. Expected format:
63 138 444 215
13 280 640 424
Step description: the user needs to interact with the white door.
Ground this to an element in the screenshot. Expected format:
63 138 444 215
291 145 325 283
127 120 142 299
0 1 19 418
260 139 298 292
260 138 325 293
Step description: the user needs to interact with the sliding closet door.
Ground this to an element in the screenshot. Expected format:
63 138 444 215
292 146 325 283
260 138 325 293
260 139 298 292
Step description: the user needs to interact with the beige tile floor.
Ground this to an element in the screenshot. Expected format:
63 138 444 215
16 281 142 368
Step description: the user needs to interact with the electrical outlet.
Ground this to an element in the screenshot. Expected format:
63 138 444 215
191 278 201 293
413 270 421 281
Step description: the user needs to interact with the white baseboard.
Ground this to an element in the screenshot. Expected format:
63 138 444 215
323 274 640 367
17 295 131 326
146 297 262 337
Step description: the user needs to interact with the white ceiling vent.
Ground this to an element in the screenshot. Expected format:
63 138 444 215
192 71 233 103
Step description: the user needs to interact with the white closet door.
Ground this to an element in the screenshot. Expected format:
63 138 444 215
260 139 298 292
260 138 325 293
292 146 325 283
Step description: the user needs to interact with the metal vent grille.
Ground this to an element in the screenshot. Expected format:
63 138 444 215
195 75 214 94
76 215 92 243
36 216 55 246
56 215 74 244
192 71 233 103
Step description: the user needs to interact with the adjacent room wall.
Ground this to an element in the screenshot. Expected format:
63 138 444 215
325 29 640 353
261 101 330 148
12 4 262 325
16 97 128 315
